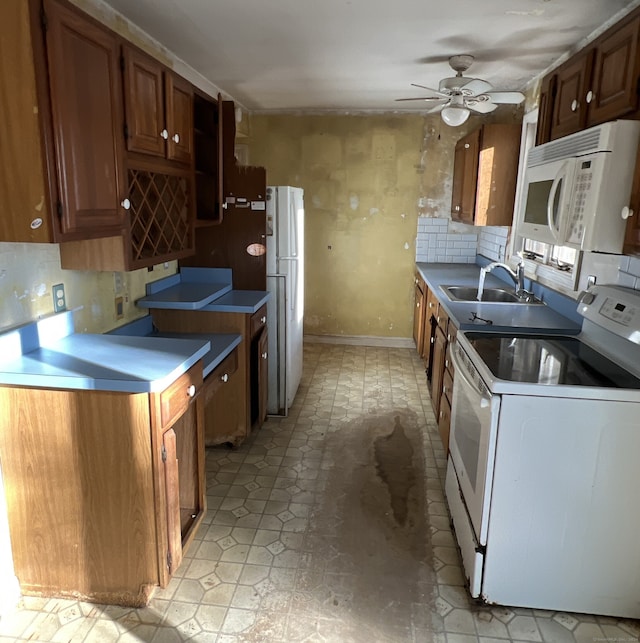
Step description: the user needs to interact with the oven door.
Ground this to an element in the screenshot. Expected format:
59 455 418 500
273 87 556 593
448 341 501 547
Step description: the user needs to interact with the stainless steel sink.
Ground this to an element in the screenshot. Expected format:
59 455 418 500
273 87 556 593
441 285 541 304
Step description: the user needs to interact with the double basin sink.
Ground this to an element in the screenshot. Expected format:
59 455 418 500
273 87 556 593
441 286 542 305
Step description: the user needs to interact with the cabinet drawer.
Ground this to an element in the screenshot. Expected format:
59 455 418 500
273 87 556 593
250 305 268 338
160 363 203 429
204 349 239 402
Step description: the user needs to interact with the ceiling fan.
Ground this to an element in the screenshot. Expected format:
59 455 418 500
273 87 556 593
397 54 525 126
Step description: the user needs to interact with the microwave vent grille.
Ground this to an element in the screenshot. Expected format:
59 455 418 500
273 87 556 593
528 129 603 166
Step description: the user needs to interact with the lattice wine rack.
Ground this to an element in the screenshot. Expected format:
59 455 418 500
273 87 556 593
128 169 194 268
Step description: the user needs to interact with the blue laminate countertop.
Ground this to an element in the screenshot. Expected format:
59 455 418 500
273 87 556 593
416 263 581 333
0 312 210 393
201 290 270 314
137 267 269 313
109 315 241 379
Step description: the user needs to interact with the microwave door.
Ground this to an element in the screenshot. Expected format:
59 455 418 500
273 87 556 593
546 160 576 245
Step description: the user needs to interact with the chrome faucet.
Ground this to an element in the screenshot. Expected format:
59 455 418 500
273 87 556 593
481 259 534 301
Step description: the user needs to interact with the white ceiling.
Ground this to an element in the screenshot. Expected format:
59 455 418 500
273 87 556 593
102 0 639 113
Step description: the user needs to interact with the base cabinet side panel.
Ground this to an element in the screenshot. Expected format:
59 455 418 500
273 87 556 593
0 387 158 606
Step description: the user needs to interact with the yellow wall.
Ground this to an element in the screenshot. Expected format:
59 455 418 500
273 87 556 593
248 112 515 339
0 243 175 334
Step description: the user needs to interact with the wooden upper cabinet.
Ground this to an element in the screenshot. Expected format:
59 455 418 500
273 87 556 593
123 47 165 157
451 125 518 227
44 0 126 237
549 49 594 140
536 73 557 145
538 7 640 144
587 15 640 125
166 74 193 163
122 45 193 166
451 129 480 224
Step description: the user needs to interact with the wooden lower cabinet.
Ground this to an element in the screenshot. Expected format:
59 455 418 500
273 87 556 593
202 347 245 446
151 304 269 445
430 326 447 419
0 362 205 605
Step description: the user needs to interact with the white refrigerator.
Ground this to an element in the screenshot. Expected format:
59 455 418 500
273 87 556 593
266 186 305 416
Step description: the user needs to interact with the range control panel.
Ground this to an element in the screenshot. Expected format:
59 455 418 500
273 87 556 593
578 285 640 341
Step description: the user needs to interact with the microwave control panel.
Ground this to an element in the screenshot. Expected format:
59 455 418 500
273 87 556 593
566 160 593 245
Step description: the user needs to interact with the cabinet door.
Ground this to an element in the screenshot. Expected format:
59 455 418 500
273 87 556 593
413 279 425 355
162 427 183 577
452 130 480 224
430 326 447 417
123 46 165 157
257 328 269 428
587 16 640 126
166 74 193 164
550 50 594 140
438 393 451 453
44 0 126 236
423 289 438 372
536 73 557 145
451 141 466 218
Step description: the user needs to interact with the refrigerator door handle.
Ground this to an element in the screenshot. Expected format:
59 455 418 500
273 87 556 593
276 258 298 312
289 197 298 258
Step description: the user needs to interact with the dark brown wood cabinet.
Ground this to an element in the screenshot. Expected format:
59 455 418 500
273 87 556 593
451 124 520 227
123 45 193 165
538 8 640 145
451 129 480 224
413 272 426 356
41 0 127 239
151 304 270 445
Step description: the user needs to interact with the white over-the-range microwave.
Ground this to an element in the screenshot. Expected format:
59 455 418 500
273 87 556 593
517 120 640 253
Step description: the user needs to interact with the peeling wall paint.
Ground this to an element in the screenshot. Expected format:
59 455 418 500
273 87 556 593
248 110 522 339
249 114 430 338
0 243 176 334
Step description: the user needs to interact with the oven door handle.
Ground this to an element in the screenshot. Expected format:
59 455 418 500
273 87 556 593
449 343 490 407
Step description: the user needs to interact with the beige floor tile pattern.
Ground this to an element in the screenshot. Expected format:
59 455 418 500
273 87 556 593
0 344 639 642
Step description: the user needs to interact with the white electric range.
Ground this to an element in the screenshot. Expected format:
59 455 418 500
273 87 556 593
445 284 640 618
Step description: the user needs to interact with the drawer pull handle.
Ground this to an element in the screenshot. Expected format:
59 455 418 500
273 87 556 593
262 352 268 360
187 384 196 398
220 373 229 383
260 316 267 324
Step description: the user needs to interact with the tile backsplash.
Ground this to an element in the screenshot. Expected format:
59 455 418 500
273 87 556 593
416 217 510 263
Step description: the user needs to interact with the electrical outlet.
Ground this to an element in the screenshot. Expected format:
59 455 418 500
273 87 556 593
52 283 66 313
115 296 124 319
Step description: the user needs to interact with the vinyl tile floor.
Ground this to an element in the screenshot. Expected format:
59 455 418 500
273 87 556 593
0 344 639 642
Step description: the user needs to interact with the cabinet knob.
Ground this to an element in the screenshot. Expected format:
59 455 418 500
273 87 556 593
161 129 169 140
571 99 579 112
222 202 228 210
443 385 447 394
187 384 196 397
121 198 131 210
464 143 470 149
455 205 460 212
220 373 229 383
416 302 420 308
439 410 443 419
447 334 451 342
262 352 268 360
621 206 634 220
586 90 594 104
261 316 267 324
172 133 180 144
445 359 449 368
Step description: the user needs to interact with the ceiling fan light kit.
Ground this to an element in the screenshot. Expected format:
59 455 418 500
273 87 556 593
397 54 525 126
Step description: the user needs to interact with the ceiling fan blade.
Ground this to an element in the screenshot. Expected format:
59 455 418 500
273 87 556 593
466 100 498 114
484 91 525 104
410 83 449 98
458 78 493 95
395 97 448 103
